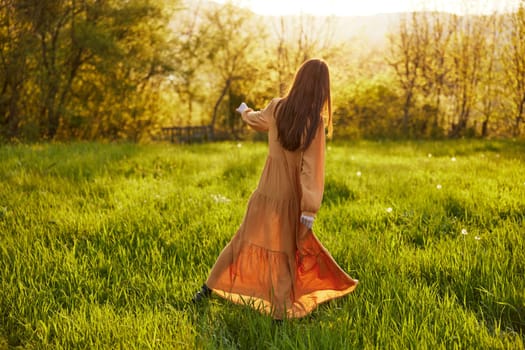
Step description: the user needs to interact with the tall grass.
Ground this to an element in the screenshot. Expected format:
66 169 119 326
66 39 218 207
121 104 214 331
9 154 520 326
0 140 524 349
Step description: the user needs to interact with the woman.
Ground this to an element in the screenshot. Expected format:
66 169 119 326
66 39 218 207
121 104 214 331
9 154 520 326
193 58 358 319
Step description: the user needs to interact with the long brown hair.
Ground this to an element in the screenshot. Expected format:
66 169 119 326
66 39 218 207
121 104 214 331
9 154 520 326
276 58 332 151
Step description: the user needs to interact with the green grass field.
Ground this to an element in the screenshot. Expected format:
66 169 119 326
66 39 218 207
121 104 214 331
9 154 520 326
0 140 524 349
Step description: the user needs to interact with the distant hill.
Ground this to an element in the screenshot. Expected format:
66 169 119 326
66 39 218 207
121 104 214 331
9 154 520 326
180 2 505 50
251 13 402 51
182 1 401 47
330 13 403 45
186 1 507 49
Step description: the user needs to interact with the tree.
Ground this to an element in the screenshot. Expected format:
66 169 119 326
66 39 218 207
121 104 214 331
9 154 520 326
503 1 525 136
271 14 336 96
447 14 486 137
170 0 209 124
202 2 264 137
0 0 177 141
0 0 32 139
10 0 86 139
477 13 503 137
423 11 454 135
387 12 427 135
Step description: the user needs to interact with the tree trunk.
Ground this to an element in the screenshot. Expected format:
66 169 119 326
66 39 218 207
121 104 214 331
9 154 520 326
6 86 20 138
515 98 524 136
210 78 231 135
433 86 442 131
402 91 412 134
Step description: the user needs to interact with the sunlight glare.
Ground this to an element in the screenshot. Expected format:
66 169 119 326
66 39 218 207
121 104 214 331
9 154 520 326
215 0 522 16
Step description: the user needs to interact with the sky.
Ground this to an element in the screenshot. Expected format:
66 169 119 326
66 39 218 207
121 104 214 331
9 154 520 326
213 0 522 16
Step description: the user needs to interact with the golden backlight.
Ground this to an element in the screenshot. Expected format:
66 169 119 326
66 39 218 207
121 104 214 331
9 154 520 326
214 0 521 16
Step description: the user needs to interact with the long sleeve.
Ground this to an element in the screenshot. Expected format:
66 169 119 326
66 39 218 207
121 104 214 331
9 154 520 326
300 123 326 217
241 99 277 132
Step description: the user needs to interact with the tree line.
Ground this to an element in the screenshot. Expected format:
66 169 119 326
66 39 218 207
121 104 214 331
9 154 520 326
385 6 525 138
1 0 524 142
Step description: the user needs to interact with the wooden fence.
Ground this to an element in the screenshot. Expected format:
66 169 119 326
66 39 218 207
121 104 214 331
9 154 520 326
161 125 213 143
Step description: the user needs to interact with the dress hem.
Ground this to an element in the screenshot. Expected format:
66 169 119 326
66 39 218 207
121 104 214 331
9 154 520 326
209 280 359 319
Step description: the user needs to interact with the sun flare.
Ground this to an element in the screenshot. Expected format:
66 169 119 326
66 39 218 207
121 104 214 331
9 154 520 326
214 0 521 16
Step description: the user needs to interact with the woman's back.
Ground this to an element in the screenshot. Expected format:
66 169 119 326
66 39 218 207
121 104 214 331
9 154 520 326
196 59 358 319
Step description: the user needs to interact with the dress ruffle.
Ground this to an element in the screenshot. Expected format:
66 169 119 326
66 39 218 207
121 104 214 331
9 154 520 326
210 232 358 319
206 188 358 319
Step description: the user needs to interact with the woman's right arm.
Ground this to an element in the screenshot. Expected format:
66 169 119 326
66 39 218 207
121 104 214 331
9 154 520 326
241 99 277 132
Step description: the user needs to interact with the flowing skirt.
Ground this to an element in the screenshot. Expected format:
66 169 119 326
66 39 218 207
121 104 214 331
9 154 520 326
205 172 358 319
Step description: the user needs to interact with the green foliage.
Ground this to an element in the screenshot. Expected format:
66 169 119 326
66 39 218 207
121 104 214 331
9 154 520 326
0 140 524 348
387 10 525 138
333 74 403 139
0 0 178 142
2 1 525 142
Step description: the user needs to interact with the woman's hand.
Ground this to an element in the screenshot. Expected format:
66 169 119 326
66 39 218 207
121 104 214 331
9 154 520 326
236 102 248 113
300 214 315 229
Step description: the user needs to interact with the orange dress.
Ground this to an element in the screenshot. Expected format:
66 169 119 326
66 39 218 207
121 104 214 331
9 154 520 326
206 98 358 319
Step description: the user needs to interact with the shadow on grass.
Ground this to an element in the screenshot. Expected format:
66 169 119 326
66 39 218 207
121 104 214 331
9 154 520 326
188 292 354 348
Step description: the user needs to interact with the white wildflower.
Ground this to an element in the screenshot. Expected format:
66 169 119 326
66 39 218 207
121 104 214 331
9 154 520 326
428 153 432 158
451 157 457 162
461 229 468 235
475 236 481 240
356 171 362 177
436 184 442 190
237 143 242 148
386 207 393 213
212 194 231 204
